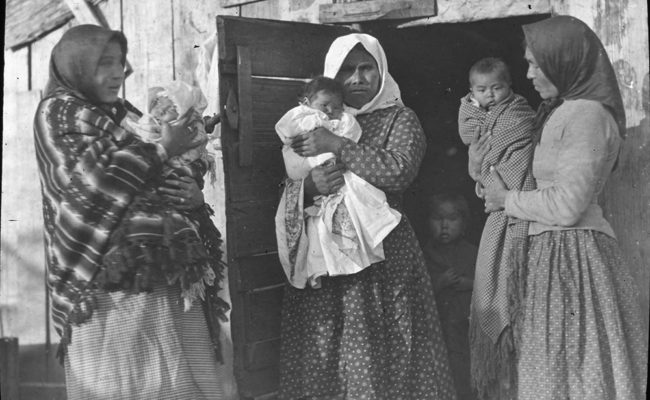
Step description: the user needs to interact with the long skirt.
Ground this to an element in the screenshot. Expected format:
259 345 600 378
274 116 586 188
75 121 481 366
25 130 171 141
65 284 225 400
278 221 457 400
518 230 648 400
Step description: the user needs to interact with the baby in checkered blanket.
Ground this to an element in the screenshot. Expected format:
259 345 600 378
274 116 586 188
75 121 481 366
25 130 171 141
458 57 537 392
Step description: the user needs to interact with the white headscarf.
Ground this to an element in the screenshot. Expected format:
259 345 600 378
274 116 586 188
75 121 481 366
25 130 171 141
323 33 403 116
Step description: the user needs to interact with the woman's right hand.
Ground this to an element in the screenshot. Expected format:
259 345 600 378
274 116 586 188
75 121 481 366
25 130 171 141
468 126 491 183
159 117 197 157
304 160 345 197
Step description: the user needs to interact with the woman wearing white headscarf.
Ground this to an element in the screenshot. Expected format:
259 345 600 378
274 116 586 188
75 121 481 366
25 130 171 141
278 33 456 399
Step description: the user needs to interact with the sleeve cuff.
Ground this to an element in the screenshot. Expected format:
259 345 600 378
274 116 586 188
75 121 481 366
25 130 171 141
504 190 517 216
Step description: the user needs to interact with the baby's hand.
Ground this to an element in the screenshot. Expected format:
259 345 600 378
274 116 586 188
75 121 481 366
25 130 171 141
159 116 199 157
438 269 461 290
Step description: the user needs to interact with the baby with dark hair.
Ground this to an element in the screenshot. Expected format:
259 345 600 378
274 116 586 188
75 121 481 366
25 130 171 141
458 57 537 397
275 76 401 289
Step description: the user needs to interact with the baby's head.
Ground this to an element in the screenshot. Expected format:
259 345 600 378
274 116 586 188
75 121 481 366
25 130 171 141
469 57 513 110
300 76 345 120
147 81 207 125
426 193 470 245
149 91 179 123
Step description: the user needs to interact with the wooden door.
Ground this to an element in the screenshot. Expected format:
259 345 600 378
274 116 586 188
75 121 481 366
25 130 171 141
217 16 350 399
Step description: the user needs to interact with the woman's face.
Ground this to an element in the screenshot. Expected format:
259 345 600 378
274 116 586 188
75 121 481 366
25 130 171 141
335 47 380 109
89 41 125 103
524 47 559 100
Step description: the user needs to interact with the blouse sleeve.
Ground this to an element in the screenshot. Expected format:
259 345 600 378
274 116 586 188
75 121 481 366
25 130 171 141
338 107 426 193
504 103 618 226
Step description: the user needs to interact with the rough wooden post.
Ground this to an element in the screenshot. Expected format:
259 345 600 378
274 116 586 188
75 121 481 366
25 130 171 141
0 337 20 400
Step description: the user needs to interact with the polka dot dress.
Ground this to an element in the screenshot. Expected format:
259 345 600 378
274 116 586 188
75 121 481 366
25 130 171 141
518 230 648 400
279 107 457 400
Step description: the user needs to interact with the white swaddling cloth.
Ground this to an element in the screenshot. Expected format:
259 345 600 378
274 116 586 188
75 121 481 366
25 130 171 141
274 105 401 288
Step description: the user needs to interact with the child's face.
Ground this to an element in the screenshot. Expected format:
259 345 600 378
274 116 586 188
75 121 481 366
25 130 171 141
470 71 512 109
150 96 179 123
428 201 465 245
307 90 344 120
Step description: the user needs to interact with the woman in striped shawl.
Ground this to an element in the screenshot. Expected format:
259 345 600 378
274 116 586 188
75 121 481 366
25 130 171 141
34 24 228 399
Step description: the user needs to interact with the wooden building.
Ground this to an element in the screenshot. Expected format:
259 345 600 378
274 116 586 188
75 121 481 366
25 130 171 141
2 1 648 399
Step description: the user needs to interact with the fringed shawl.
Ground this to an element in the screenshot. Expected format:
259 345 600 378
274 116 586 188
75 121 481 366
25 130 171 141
35 25 229 360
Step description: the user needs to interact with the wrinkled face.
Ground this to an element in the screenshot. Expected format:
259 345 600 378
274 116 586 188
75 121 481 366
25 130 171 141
150 96 179 123
525 47 559 100
335 47 381 109
89 41 125 104
470 71 512 109
307 90 344 120
428 201 465 245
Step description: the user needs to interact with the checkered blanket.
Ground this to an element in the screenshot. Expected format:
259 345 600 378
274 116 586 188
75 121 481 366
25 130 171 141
458 93 536 342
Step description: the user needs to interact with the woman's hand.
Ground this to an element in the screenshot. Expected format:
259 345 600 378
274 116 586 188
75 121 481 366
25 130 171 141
291 127 345 158
158 176 204 210
483 167 508 213
304 160 345 197
159 117 198 157
468 127 491 182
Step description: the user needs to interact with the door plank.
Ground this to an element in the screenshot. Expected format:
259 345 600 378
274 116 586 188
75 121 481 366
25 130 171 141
218 16 351 78
218 16 351 398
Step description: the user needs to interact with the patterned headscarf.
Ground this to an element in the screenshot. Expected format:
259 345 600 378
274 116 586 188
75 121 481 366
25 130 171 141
323 33 403 116
45 24 127 104
523 16 626 139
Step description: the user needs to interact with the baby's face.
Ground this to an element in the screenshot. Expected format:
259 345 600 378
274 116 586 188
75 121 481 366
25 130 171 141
428 201 465 245
308 90 344 120
150 96 179 123
470 71 512 109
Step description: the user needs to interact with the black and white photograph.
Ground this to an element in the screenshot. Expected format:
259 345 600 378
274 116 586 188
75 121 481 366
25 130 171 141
1 0 648 399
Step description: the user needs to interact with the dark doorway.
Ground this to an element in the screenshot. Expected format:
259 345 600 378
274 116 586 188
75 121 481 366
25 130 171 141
368 14 549 245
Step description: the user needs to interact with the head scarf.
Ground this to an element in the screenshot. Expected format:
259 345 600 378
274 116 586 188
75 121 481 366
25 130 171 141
323 33 403 116
523 16 626 139
45 24 127 105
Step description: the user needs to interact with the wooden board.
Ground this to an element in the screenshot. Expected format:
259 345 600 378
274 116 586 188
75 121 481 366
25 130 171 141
218 16 351 398
320 0 437 24
218 16 351 78
29 27 67 93
0 90 54 344
2 47 29 93
172 0 238 84
122 0 174 111
221 0 266 7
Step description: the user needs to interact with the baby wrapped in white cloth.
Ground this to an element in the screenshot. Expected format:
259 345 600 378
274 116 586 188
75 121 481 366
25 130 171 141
275 76 401 288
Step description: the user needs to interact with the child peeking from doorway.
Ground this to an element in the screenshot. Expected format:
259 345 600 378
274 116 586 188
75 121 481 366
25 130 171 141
422 192 478 400
275 76 401 289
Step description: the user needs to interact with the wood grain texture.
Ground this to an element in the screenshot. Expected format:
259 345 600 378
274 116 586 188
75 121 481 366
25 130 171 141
122 0 174 111
320 0 436 23
218 16 351 78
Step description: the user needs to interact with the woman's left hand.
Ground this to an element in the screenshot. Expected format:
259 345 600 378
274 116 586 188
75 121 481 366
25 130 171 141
483 166 508 213
158 176 204 210
290 127 344 157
